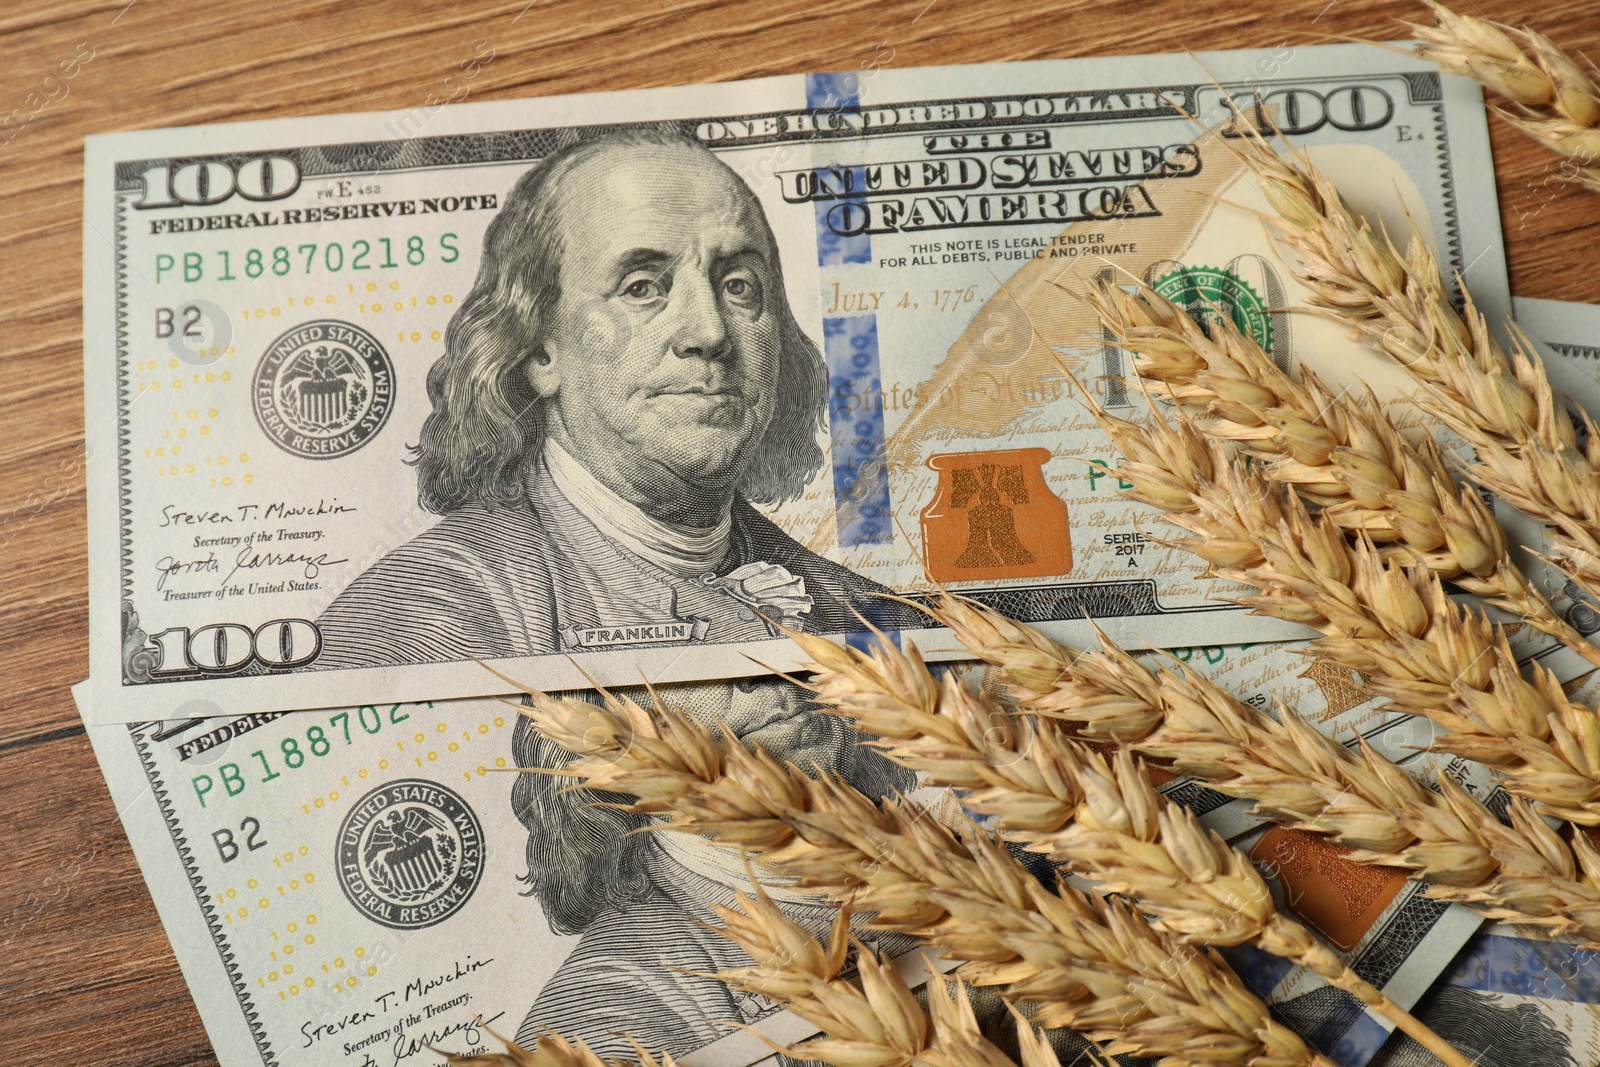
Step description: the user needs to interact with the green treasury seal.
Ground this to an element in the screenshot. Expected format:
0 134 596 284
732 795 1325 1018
252 319 395 459
1151 265 1275 354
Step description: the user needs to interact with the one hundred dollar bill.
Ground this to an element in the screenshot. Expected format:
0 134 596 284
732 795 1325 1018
84 45 1554 724
80 673 1487 1067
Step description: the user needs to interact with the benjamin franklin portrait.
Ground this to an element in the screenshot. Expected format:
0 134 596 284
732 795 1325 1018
316 128 922 666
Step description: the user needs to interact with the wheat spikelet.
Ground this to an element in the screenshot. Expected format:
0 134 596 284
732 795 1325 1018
788 629 1473 1067
1087 277 1600 669
518 685 1327 1067
1221 114 1600 621
1409 0 1600 189
1090 397 1600 824
889 593 1600 946
707 880 1061 1067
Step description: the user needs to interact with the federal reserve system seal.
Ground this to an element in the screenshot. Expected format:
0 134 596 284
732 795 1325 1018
252 319 394 459
337 779 485 929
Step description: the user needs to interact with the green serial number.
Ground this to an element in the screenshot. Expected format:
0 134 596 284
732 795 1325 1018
156 234 459 283
191 701 434 808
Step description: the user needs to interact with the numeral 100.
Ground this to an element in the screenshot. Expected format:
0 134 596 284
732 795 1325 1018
149 618 321 674
135 155 301 209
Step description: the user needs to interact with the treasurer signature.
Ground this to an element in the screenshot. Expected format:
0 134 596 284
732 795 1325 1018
155 547 347 590
391 1011 505 1065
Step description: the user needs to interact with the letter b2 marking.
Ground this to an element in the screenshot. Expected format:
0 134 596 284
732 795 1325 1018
213 816 266 863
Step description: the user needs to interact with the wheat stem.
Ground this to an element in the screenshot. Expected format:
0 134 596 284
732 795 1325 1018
518 685 1324 1067
788 630 1473 1067
1408 0 1600 189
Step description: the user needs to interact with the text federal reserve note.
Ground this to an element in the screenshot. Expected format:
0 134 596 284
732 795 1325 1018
81 671 1483 1067
87 45 1525 723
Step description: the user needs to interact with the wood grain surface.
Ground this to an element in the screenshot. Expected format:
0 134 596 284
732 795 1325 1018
2 2 1596 1063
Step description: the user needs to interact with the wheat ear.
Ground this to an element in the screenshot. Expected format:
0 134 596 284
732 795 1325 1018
1409 0 1600 189
707 879 1062 1067
1088 278 1600 668
789 632 1474 1067
1092 399 1600 825
1223 115 1600 617
519 686 1329 1067
907 593 1600 946
441 1028 676 1067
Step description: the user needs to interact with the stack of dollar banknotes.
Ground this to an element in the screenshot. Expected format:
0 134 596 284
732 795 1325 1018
76 34 1600 1067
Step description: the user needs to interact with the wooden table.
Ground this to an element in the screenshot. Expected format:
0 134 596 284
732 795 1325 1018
2 1 1596 1063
